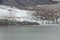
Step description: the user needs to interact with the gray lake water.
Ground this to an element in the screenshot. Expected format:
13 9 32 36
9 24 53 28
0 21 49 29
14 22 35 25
0 25 60 40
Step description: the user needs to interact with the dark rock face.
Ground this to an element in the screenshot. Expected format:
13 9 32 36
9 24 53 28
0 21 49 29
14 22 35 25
15 0 52 6
0 19 40 25
0 0 58 8
0 0 3 4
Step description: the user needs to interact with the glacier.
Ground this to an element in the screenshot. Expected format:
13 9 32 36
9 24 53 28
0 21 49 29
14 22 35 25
0 5 41 25
0 5 59 25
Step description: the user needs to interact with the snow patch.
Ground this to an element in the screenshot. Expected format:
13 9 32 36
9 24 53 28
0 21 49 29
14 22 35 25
0 5 40 24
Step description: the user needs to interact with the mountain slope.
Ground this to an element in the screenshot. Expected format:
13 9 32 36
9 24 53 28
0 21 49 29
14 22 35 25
0 5 41 25
0 0 58 9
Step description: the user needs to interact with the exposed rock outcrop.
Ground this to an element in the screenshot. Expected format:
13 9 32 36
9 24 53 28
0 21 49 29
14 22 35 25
0 19 40 25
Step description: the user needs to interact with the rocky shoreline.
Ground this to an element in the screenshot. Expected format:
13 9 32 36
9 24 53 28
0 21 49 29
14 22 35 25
0 19 40 25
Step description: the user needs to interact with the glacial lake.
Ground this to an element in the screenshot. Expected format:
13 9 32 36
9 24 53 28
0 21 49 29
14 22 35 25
0 25 60 40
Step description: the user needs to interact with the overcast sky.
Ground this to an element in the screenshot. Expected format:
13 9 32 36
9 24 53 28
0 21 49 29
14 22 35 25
53 0 60 1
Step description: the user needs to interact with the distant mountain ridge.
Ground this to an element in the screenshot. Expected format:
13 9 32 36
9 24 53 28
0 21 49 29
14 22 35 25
0 0 58 9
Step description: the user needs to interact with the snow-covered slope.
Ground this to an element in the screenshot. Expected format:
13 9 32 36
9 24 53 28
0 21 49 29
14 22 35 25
0 5 41 24
0 5 58 25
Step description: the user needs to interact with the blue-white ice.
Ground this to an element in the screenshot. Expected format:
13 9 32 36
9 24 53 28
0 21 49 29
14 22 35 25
0 5 60 24
0 5 36 22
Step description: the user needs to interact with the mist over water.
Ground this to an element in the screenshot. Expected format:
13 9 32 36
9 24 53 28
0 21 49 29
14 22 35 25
0 25 60 40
